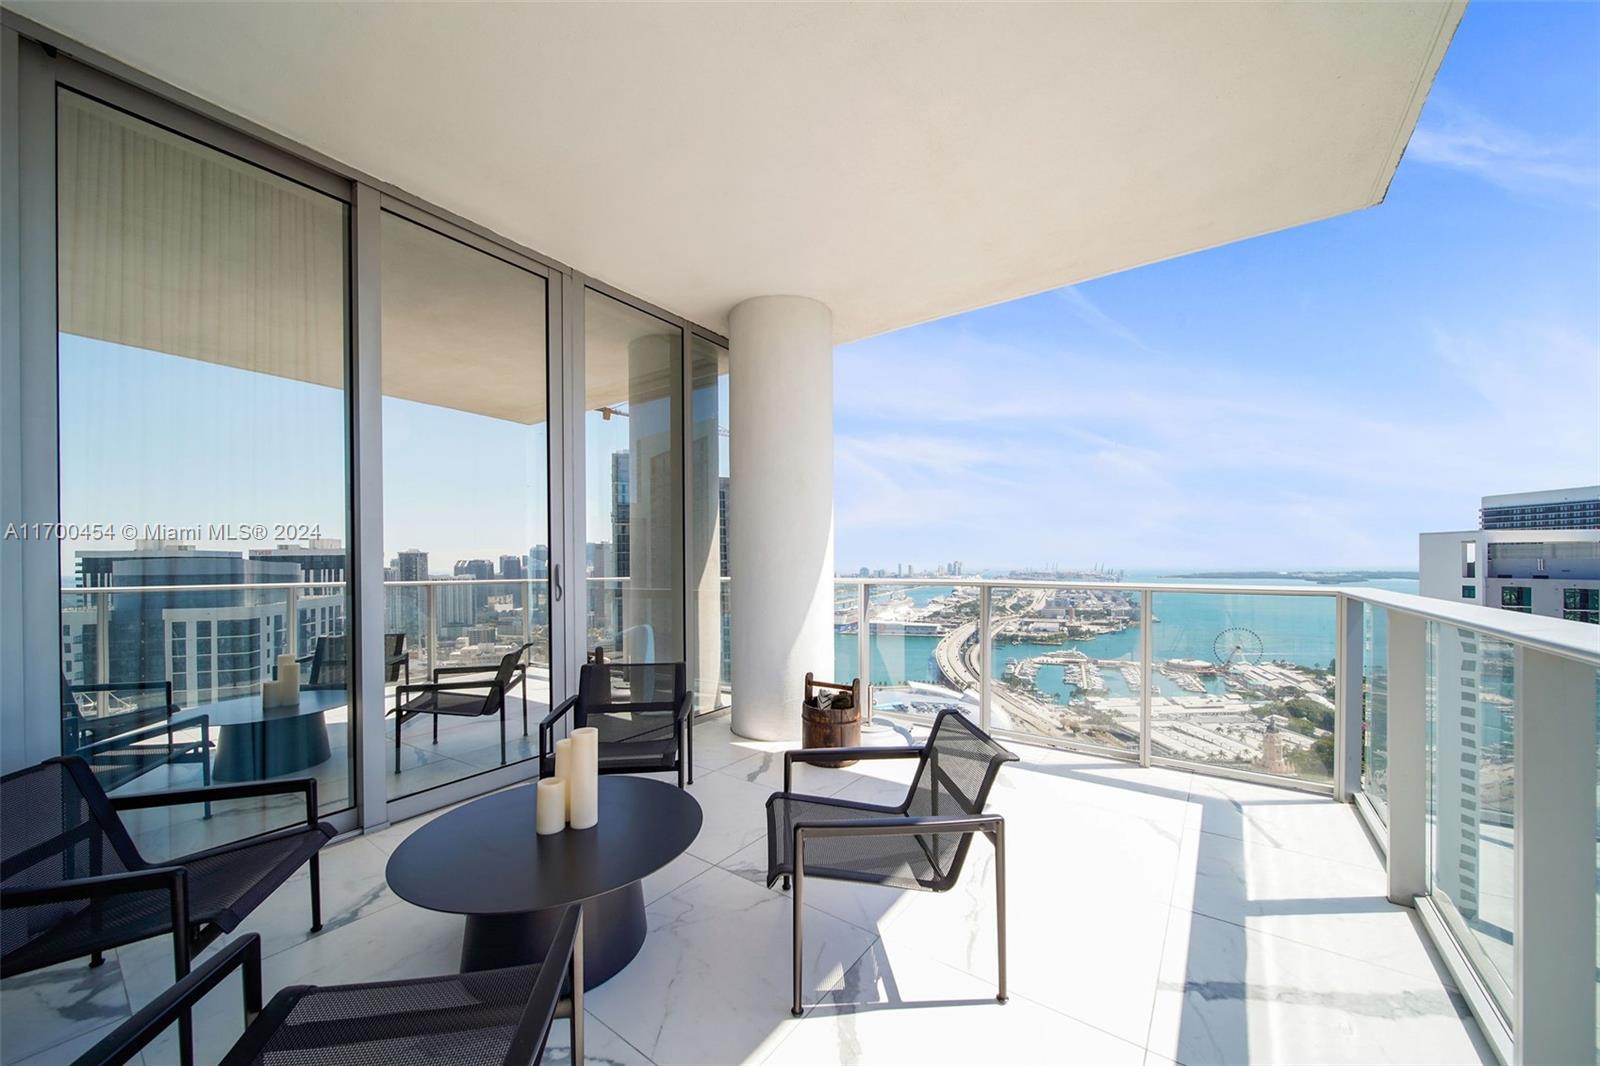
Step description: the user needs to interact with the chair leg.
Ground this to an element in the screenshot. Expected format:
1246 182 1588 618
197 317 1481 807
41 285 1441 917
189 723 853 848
202 721 213 819
89 949 105 968
792 836 806 1016
522 672 529 737
309 853 324 933
571 913 585 1066
994 821 1007 1004
500 706 507 766
173 927 194 1066
433 712 439 744
395 711 403 775
781 875 790 891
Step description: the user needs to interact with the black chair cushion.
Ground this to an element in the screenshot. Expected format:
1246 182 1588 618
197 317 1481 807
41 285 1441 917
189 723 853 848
766 794 943 891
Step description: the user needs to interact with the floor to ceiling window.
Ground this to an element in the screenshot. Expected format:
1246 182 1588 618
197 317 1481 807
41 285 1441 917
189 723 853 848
380 209 551 800
55 88 354 849
583 291 684 665
690 334 731 712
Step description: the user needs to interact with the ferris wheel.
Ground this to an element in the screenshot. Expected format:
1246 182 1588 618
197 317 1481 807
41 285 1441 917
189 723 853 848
1212 627 1265 668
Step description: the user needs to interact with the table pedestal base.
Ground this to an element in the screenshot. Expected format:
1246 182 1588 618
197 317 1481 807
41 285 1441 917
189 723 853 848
460 879 646 988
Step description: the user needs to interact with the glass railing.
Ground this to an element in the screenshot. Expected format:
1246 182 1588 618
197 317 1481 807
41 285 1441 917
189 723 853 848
832 581 978 723
1426 620 1516 1011
988 584 1141 753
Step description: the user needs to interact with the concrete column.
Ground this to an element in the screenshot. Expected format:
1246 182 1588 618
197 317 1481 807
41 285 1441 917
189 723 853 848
1385 611 1427 906
728 296 833 741
1512 647 1596 1065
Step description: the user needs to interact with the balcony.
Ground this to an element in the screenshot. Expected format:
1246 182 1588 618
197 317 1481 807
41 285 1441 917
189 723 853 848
16 576 1598 1064
6 702 1493 1066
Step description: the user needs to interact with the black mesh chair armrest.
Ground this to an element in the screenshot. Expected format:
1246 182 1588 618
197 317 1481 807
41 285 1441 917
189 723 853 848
111 777 318 831
793 812 1003 843
70 679 176 713
673 690 692 722
70 680 172 694
783 745 921 792
501 905 583 1066
399 679 503 696
537 696 580 764
73 933 263 1066
431 663 511 681
74 713 210 758
384 651 408 667
295 652 314 664
0 865 187 910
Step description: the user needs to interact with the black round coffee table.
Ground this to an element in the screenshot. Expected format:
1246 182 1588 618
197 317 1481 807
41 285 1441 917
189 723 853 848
385 776 702 986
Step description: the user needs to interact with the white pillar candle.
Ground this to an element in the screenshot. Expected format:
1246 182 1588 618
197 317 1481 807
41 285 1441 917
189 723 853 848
277 653 300 692
553 737 574 822
569 727 600 830
536 778 567 836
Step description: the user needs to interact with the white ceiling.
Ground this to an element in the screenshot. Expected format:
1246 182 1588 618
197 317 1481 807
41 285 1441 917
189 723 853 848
12 1 1463 344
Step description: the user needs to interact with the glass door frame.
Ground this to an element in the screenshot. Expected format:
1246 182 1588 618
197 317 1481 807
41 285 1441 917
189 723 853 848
369 194 573 827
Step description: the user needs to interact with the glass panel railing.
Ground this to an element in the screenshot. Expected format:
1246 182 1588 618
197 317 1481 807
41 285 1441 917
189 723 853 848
1363 604 1390 821
834 583 978 724
1427 621 1515 1013
1149 591 1338 783
987 584 1141 753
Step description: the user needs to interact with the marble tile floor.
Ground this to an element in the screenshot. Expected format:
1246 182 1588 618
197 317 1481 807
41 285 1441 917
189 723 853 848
2 715 1492 1066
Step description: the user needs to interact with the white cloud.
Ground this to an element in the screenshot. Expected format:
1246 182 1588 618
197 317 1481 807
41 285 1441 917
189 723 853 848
1407 96 1598 202
833 312 1600 570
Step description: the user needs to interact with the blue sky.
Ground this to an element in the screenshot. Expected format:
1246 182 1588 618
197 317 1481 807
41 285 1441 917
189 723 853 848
833 2 1600 574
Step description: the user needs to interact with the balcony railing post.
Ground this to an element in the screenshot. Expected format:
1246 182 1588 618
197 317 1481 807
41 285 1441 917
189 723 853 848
1385 611 1428 907
285 585 301 660
857 583 872 724
1333 593 1363 803
1511 646 1596 1065
978 584 992 731
94 591 110 687
1138 590 1153 767
425 583 439 679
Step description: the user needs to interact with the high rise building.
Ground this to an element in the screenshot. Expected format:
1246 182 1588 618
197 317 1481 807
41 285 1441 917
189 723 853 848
72 545 332 703
611 449 631 579
1479 486 1600 531
455 559 495 581
499 555 525 580
391 550 430 650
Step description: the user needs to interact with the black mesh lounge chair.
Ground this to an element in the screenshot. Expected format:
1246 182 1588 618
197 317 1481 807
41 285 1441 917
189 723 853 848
72 906 584 1066
0 756 332 995
391 643 532 774
61 674 210 793
538 661 692 789
297 632 409 690
765 709 1018 1014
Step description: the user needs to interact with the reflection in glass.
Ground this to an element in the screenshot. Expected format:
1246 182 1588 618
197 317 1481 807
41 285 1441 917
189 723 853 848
56 89 352 846
583 292 683 664
1427 623 1515 1009
1149 592 1338 782
689 336 731 712
380 211 550 800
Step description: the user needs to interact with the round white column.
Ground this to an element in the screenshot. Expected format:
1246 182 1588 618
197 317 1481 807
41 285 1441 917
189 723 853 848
728 295 834 740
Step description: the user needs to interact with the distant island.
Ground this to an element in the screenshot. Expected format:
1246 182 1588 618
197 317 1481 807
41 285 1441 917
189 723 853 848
1165 569 1418 585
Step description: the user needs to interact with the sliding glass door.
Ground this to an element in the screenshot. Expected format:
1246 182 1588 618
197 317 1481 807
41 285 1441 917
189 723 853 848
56 88 355 849
380 209 553 801
582 291 685 665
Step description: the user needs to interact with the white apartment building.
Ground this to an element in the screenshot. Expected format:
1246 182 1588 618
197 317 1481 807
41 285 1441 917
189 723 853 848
1420 529 1600 624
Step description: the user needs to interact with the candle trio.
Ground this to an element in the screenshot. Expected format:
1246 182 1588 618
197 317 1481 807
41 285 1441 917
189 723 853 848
537 726 599 835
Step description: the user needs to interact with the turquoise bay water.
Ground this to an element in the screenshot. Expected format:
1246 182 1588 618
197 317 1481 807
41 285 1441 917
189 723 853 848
832 576 1411 690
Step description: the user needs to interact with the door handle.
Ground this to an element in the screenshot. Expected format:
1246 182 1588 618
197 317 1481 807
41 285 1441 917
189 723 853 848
553 563 564 602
